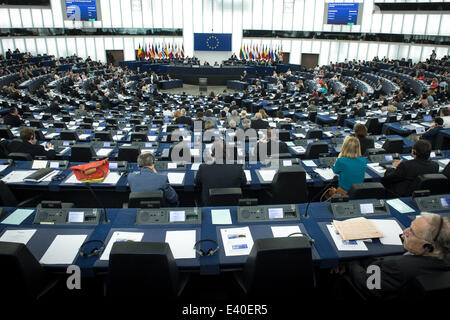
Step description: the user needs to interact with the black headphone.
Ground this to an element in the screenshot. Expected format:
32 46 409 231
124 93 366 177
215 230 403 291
193 239 219 257
287 232 315 246
78 239 105 258
423 215 444 253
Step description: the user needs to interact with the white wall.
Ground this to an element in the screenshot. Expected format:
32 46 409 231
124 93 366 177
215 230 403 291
0 0 449 64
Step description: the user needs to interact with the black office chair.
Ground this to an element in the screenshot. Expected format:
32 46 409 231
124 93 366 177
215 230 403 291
127 191 164 208
348 182 386 200
277 130 291 142
131 132 148 142
208 187 242 206
69 144 95 162
268 167 307 204
305 142 328 159
53 121 67 129
118 146 140 162
412 174 449 195
0 242 59 301
278 122 292 130
34 130 45 141
60 130 79 141
29 120 45 129
79 123 93 129
234 237 314 298
365 118 381 135
365 148 386 156
106 242 189 298
0 128 14 139
134 125 148 132
336 113 347 126
308 111 317 122
94 132 113 141
382 138 404 154
8 152 33 161
0 181 42 207
386 114 397 123
399 271 450 300
306 129 323 139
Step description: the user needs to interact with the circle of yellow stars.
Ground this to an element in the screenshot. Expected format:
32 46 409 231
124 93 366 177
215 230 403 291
206 36 220 50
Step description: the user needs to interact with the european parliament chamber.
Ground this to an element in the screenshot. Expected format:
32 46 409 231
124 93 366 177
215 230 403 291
0 0 449 312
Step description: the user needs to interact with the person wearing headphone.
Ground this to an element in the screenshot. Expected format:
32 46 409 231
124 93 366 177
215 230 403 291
381 140 439 197
127 152 178 205
421 117 444 149
7 127 56 160
338 213 450 300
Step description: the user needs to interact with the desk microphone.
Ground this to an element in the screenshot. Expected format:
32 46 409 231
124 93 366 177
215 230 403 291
85 182 110 224
303 174 338 219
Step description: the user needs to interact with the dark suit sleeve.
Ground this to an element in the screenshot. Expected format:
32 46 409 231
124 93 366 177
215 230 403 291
240 167 247 187
163 176 178 204
382 161 406 184
194 165 203 186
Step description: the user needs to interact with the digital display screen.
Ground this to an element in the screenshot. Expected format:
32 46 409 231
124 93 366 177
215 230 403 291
68 211 85 223
268 208 284 219
385 155 393 161
360 203 374 214
63 141 70 146
109 162 118 169
416 127 425 134
65 0 99 21
326 3 360 25
440 197 450 208
170 211 186 222
104 142 110 147
423 115 432 122
307 139 313 144
430 152 436 158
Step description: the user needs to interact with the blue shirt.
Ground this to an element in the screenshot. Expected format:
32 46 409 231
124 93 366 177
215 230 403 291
332 157 367 192
127 168 178 204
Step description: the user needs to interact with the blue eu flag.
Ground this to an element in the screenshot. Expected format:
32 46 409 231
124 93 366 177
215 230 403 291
194 33 232 51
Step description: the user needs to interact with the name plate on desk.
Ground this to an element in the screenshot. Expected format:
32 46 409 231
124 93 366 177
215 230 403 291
136 207 201 225
33 208 102 225
331 200 391 219
412 194 450 212
237 204 299 223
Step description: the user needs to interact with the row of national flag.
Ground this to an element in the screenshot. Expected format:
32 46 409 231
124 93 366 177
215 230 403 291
239 44 283 62
137 43 184 59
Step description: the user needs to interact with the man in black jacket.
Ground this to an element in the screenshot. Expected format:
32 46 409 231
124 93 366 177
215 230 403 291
3 107 23 127
342 213 450 300
251 112 270 130
382 140 438 197
8 128 56 160
194 140 247 206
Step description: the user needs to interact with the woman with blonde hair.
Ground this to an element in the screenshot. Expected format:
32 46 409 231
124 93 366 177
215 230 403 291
331 136 367 195
258 109 268 119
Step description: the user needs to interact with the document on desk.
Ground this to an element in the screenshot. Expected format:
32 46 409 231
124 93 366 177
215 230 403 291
45 132 59 139
1 170 35 183
191 163 201 171
291 146 306 154
78 134 91 140
100 231 144 261
1 209 34 225
0 229 36 244
31 160 48 169
258 169 277 182
167 172 185 185
326 224 368 251
314 168 335 181
211 209 232 225
102 172 122 184
333 217 385 241
148 135 158 142
63 173 83 184
302 160 317 167
167 162 178 169
220 227 254 256
40 234 87 265
244 170 251 182
370 219 404 246
386 198 416 214
367 163 386 176
96 148 113 157
271 225 301 238
293 133 305 139
113 135 124 141
165 230 196 259
438 159 450 167
0 165 9 173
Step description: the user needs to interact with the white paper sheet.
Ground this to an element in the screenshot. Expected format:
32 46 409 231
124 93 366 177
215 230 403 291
271 226 301 238
100 231 144 261
386 199 416 214
31 160 48 169
370 219 404 246
258 169 277 182
291 146 306 154
165 230 196 259
326 224 368 251
302 160 317 167
1 170 35 183
102 172 122 184
63 173 83 184
167 162 177 169
314 168 336 180
220 227 254 256
367 163 386 176
211 209 232 225
96 148 113 157
0 165 8 173
244 170 251 182
191 163 201 171
148 136 158 142
0 229 36 244
78 134 91 140
438 159 450 167
40 234 88 264
167 172 185 184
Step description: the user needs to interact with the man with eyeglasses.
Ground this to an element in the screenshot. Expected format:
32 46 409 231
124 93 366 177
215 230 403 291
333 213 450 300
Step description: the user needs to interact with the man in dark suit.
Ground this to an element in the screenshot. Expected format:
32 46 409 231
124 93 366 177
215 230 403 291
421 117 444 149
3 107 23 127
47 97 61 114
8 128 56 159
382 140 439 197
195 140 247 206
339 213 450 300
127 152 178 205
174 108 194 128
256 128 290 161
251 112 270 130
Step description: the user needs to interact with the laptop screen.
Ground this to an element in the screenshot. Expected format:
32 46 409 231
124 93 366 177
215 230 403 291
423 115 432 122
